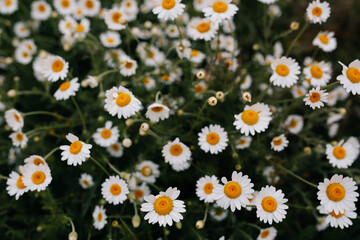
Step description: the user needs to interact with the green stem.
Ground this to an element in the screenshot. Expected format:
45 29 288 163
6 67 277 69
89 157 110 176
0 174 9 180
97 69 118 81
23 111 68 119
286 21 309 56
202 203 209 223
71 96 87 135
44 147 60 160
321 81 340 91
243 222 261 231
276 164 317 188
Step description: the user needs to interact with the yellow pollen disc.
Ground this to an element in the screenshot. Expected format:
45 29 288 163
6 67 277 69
141 166 152 176
23 52 29 58
203 183 214 194
238 139 246 145
273 138 282 146
52 60 64 73
333 146 346 159
290 119 297 128
124 61 133 69
227 60 233 67
154 196 173 215
75 24 84 32
126 2 131 7
151 106 163 113
33 158 45 166
195 85 203 93
326 183 345 202
101 129 112 139
116 93 131 107
191 49 199 57
212 1 228 13
110 184 122 195
309 92 321 103
111 52 119 59
170 144 183 156
135 189 144 198
275 64 290 77
32 171 46 185
162 0 175 10
83 180 89 185
261 230 270 238
319 34 329 44
14 113 20 122
261 196 277 213
69 141 83 154
330 210 344 218
112 12 122 23
241 110 259 125
310 65 323 79
346 67 360 84
161 75 170 81
297 89 304 96
65 22 71 28
312 7 322 17
147 51 155 58
107 38 114 43
97 212 102 221
16 133 23 141
27 44 33 51
85 0 94 8
5 0 12 6
196 22 211 33
224 181 242 199
206 132 220 145
61 0 70 8
59 81 71 91
111 144 120 151
17 175 26 189
143 77 150 84
38 5 46 12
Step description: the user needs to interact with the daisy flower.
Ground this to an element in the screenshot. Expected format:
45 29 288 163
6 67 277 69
31 1 52 21
254 185 288 224
325 140 357 169
165 24 179 38
317 174 359 214
284 115 303 134
101 175 129 205
92 121 119 147
54 0 76 15
93 205 107 230
317 205 357 229
104 86 142 119
145 103 170 122
105 7 127 31
6 171 28 200
73 18 90 40
134 160 160 183
194 0 207 11
313 31 337 52
14 21 30 38
41 55 69 82
304 61 331 87
106 142 124 158
0 0 18 14
79 0 100 17
198 124 229 154
209 204 228 221
306 0 331 24
270 56 300 88
187 17 219 41
233 102 272 136
214 171 254 212
194 81 207 98
9 131 28 149
141 187 186 227
24 155 47 166
188 49 206 64
196 175 222 203
5 109 24 131
121 0 139 22
203 0 239 24
270 134 288 152
235 136 252 149
59 16 77 36
119 57 137 76
59 133 92 166
15 46 32 65
128 179 151 203
291 85 306 98
22 163 52 192
162 138 191 165
336 60 360 95
54 78 80 100
304 87 328 109
152 0 185 21
100 31 121 48
263 166 280 184
79 173 94 189
257 227 277 240
240 74 252 90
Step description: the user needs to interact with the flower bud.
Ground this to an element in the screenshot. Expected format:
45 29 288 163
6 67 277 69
7 89 17 98
36 226 43 232
39 50 48 58
125 119 133 127
144 21 152 29
331 141 337 146
122 138 132 148
195 220 204 229
68 231 78 240
252 44 260 51
304 147 312 155
208 96 217 106
128 192 136 201
119 17 127 25
119 172 130 180
132 214 141 228
242 92 252 102
140 123 149 132
112 220 118 227
215 91 225 102
235 164 241 170
338 108 346 115
13 76 20 82
176 221 182 229
290 22 299 31
33 136 40 142
51 11 59 18
97 116 104 122
12 38 19 47
177 109 184 116
151 26 159 35
139 129 147 136
196 70 206 79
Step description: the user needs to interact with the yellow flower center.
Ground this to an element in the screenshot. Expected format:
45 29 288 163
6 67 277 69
170 144 183 156
16 133 23 141
112 12 122 23
143 77 150 84
61 0 70 8
83 180 89 186
85 0 94 9
101 129 112 139
135 189 144 198
310 65 323 79
309 92 321 103
206 132 220 145
75 24 84 32
110 184 122 195
124 61 133 69
346 67 360 84
59 81 70 91
273 138 282 146
38 5 46 12
275 64 290 77
162 0 175 10
52 60 64 73
212 1 228 13
65 22 71 28
196 22 211 33
112 144 120 151
107 38 114 44
14 113 20 122
17 175 26 189
33 158 45 166
161 75 170 81
191 49 199 57
319 34 329 44
141 166 152 176
151 106 164 113
116 93 131 107
126 2 131 7
154 196 173 215
224 181 242 199
312 7 322 17
238 139 246 145
261 230 270 238
261 196 277 213
32 171 46 185
326 183 345 202
203 183 214 194
195 85 204 93
5 0 12 6
241 110 259 125
23 52 29 58
330 210 344 218
97 212 102 221
290 119 297 128
69 141 83 154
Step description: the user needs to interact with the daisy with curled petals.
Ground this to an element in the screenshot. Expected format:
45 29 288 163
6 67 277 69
6 171 28 200
162 138 191 165
31 1 52 21
24 155 47 166
135 160 160 183
79 173 94 189
284 115 303 134
100 31 121 48
119 57 137 76
325 140 357 169
60 133 92 166
254 185 288 224
106 142 124 158
0 0 18 14
5 109 23 131
80 0 100 17
304 87 328 109
214 171 254 212
54 78 80 100
235 136 252 149
104 86 142 119
141 187 186 227
105 7 127 30
317 174 359 214
257 227 277 240
101 175 129 205
152 0 185 21
318 205 357 229
93 205 107 230
92 121 119 147
9 131 28 149
270 56 300 88
198 124 228 154
129 180 151 203
187 17 219 41
346 137 360 156
54 0 76 15
270 134 288 152
313 31 337 52
146 103 170 122
303 61 331 87
22 163 52 192
203 0 239 24
233 102 272 136
196 175 222 203
210 204 228 221
306 0 330 24
41 55 69 82
336 60 360 95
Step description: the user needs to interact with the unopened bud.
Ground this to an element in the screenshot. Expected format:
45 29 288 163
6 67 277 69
195 220 205 229
132 214 141 228
68 231 78 240
140 123 149 132
36 226 43 232
235 164 241 170
64 43 71 51
215 91 225 102
51 11 59 18
177 109 183 116
119 172 130 180
5 57 13 64
151 26 159 35
331 141 338 146
241 69 247 75
119 17 127 25
97 116 104 122
208 96 217 106
128 192 135 201
176 221 182 229
304 147 312 155
7 89 17 98
338 108 346 115
196 70 206 79
12 38 19 47
144 21 152 29
139 129 147 136
290 22 299 31
122 138 132 148
164 229 170 236
252 44 260 51
112 220 118 227
125 119 134 127
13 76 20 82
242 92 252 102
33 136 40 142
39 50 48 58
